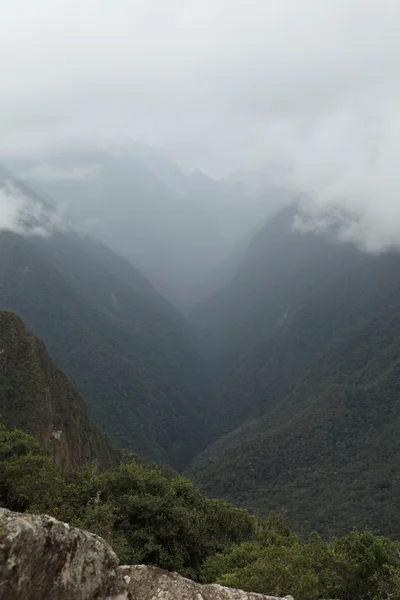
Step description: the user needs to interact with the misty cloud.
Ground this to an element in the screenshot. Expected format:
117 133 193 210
25 164 102 183
290 109 400 253
1 1 400 252
0 178 65 236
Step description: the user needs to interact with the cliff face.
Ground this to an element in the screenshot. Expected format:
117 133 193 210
0 310 117 469
0 508 293 600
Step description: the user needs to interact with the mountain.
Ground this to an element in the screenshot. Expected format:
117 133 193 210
7 150 400 540
0 168 206 469
6 140 282 311
0 309 117 469
190 204 364 396
187 204 400 538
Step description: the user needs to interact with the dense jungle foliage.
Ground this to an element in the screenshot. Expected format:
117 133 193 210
202 512 400 600
1 426 399 600
0 426 253 580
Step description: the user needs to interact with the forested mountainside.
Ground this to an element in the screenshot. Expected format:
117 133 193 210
188 204 400 538
3 158 400 543
190 204 365 390
0 167 207 469
0 310 116 469
0 230 206 468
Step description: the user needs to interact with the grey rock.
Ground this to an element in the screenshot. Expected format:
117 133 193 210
0 508 293 600
109 565 295 600
0 508 118 600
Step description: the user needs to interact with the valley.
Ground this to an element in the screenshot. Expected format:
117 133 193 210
0 153 399 543
3 4 400 598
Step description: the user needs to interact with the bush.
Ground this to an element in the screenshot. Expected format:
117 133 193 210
0 427 254 579
2 426 399 596
201 513 400 600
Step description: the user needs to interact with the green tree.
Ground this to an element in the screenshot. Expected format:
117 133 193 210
0 426 65 513
201 515 400 600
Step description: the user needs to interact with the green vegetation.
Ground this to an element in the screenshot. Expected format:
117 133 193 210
0 426 64 513
0 426 253 580
189 209 400 539
0 309 116 469
202 513 400 600
3 189 400 591
190 204 364 407
1 428 399 599
0 230 206 469
188 365 400 538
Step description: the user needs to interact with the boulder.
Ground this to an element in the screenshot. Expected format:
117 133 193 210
0 508 293 600
112 564 295 600
0 508 118 600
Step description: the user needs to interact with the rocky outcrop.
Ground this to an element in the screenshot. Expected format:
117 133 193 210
0 508 118 600
0 310 117 469
0 508 294 600
114 565 294 600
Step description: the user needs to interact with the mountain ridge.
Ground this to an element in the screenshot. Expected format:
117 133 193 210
0 309 117 469
187 205 400 538
0 227 206 468
0 167 207 468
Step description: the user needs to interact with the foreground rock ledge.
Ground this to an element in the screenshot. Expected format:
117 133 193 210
114 565 294 600
0 508 293 600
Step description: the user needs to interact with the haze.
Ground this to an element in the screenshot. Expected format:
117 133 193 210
1 0 400 305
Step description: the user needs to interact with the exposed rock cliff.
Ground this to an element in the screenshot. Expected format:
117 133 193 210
0 508 293 600
0 310 117 469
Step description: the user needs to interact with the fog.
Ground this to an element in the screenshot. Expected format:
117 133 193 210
290 110 400 253
6 141 284 310
0 167 65 236
1 0 400 300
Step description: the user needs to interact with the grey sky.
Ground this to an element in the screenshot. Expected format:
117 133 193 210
2 0 400 251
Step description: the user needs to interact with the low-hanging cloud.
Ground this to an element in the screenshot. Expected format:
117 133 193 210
25 164 102 183
0 177 65 236
288 107 400 253
1 0 400 252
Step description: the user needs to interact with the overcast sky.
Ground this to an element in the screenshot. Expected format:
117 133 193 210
1 0 400 250
0 1 398 170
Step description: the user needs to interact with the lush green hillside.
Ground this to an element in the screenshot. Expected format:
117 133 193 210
0 310 116 469
190 204 364 392
0 226 205 469
189 373 400 538
205 248 400 436
188 207 400 538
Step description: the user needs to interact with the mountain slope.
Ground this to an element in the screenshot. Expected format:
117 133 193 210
0 167 206 468
190 204 365 429
189 370 400 539
188 207 400 538
0 310 117 469
0 229 206 468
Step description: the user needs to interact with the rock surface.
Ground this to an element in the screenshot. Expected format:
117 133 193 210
0 508 118 600
112 565 294 600
0 508 293 600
